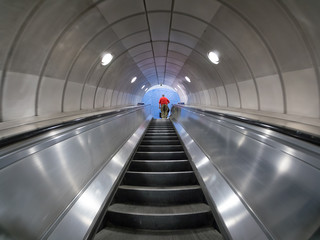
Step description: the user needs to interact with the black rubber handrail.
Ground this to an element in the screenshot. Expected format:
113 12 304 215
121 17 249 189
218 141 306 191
174 105 320 146
0 106 145 149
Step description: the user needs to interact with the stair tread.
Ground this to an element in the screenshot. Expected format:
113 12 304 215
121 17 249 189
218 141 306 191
127 171 193 174
132 160 188 162
95 227 223 240
108 203 211 215
118 185 201 191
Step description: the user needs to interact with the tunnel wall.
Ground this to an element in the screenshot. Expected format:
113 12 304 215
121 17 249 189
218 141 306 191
1 0 320 129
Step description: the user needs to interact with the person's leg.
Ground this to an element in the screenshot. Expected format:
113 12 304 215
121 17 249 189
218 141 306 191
164 104 168 118
161 104 165 118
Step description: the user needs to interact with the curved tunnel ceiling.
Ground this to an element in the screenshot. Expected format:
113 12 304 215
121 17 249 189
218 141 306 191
1 0 320 125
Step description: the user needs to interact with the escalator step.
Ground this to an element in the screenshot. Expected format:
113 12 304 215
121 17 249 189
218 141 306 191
95 226 223 240
106 203 213 230
137 145 184 152
141 140 180 145
133 151 187 160
114 185 205 205
123 171 198 186
129 160 192 172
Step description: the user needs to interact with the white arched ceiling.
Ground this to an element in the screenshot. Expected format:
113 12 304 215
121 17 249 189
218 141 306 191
0 0 319 126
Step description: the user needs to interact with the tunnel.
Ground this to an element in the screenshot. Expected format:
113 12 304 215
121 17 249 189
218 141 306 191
1 0 320 239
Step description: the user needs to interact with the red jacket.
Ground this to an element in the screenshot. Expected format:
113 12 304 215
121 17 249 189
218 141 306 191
159 97 170 105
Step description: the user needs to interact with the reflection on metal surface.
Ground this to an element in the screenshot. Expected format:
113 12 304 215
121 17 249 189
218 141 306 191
48 115 152 240
172 120 269 240
172 105 320 240
0 106 151 240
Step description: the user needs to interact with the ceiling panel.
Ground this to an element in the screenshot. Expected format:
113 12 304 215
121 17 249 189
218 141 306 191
170 30 198 49
153 42 168 57
167 57 185 66
138 58 154 67
97 0 144 23
145 0 172 11
172 14 208 38
155 57 167 65
111 15 147 39
148 12 171 41
133 51 153 63
128 43 152 56
121 31 150 49
174 0 221 22
169 43 192 56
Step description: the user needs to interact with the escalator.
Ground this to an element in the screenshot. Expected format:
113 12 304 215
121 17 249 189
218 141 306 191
94 119 223 239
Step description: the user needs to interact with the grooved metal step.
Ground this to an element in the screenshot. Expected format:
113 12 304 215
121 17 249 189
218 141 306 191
123 171 198 186
114 185 205 205
141 140 180 145
106 203 213 230
138 145 183 152
143 135 179 140
95 226 223 240
129 160 192 172
133 151 187 160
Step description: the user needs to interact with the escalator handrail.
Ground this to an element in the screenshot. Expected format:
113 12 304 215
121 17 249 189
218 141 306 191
0 105 149 149
173 104 320 146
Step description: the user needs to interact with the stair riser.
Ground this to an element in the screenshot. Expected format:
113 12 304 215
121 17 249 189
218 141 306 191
114 188 205 205
134 152 187 160
129 161 192 172
143 136 179 140
123 172 198 186
106 211 213 230
137 146 183 152
141 140 180 145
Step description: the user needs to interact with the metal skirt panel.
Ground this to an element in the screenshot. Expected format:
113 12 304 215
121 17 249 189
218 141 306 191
171 106 320 240
0 107 150 240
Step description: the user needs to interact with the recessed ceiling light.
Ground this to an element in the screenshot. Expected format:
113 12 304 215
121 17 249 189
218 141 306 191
141 85 145 89
131 77 137 83
145 88 148 91
208 51 219 64
101 53 113 66
185 76 191 82
177 85 182 89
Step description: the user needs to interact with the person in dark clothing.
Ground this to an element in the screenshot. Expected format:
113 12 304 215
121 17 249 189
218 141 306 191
159 94 170 118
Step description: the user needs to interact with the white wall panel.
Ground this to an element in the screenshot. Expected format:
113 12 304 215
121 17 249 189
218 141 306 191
3 72 38 120
38 76 64 115
94 87 105 109
225 83 240 108
81 85 95 110
63 81 82 112
256 74 284 113
238 79 258 110
283 68 319 118
208 88 218 106
111 90 119 106
216 86 227 107
104 89 113 107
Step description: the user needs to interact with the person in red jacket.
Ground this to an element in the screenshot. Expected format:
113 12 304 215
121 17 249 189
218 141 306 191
159 94 170 118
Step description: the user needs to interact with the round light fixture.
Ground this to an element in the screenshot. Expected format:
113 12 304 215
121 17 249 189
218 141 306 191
208 51 219 64
131 77 137 83
141 85 145 89
101 53 113 66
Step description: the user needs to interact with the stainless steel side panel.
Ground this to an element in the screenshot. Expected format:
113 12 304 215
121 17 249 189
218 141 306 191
0 107 150 240
173 121 269 240
172 106 320 240
47 115 152 240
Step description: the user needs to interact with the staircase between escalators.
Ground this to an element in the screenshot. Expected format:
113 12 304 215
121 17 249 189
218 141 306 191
94 119 223 239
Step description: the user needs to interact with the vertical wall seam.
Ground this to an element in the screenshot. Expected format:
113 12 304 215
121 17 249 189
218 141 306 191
0 0 44 121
